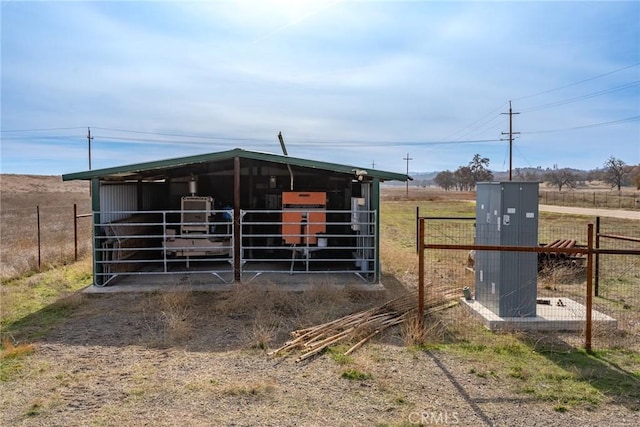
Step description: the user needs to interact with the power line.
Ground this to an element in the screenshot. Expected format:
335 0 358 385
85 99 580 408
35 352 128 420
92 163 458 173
91 126 262 142
96 135 262 145
0 126 85 133
520 80 640 113
450 113 505 142
521 115 640 134
86 134 507 147
513 62 640 102
444 102 509 141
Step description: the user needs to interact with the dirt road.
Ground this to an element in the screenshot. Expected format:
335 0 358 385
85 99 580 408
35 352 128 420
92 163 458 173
539 205 639 220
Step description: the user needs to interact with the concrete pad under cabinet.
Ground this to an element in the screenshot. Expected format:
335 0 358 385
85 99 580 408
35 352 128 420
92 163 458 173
461 297 617 332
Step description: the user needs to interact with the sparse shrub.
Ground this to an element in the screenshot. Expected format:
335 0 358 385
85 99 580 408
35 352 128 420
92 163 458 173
223 381 275 397
142 289 194 345
401 316 426 346
341 368 372 380
326 345 353 365
250 310 279 350
26 401 42 417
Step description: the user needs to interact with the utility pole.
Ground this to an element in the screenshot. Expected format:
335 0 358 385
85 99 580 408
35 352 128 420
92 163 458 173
501 101 520 181
87 127 94 170
403 153 413 197
371 160 375 169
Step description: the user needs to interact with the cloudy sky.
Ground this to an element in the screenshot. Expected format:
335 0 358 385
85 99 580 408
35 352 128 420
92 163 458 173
1 0 639 176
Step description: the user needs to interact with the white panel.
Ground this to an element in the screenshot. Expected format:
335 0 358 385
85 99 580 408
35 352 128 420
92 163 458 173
100 184 137 223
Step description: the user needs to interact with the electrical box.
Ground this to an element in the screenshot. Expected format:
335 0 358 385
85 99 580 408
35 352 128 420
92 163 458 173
282 192 326 245
475 182 539 317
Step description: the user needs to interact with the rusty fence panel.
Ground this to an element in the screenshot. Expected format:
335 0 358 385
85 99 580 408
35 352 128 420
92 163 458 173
592 217 640 349
416 217 639 352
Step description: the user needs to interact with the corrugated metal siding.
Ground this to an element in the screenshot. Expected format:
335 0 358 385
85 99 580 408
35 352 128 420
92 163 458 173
100 184 138 222
140 183 156 210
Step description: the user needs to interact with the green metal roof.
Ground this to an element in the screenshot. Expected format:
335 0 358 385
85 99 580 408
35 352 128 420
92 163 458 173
62 148 411 182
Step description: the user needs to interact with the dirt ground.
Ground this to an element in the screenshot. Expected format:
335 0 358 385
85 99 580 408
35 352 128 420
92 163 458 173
2 282 639 427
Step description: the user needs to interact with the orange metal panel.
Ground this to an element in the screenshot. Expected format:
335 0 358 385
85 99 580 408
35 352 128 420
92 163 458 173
282 192 326 245
282 192 326 206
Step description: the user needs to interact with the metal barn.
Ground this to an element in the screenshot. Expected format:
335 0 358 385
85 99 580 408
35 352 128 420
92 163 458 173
62 148 410 287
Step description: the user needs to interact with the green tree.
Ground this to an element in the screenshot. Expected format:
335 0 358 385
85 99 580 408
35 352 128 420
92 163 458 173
469 154 493 183
454 166 475 191
434 170 456 190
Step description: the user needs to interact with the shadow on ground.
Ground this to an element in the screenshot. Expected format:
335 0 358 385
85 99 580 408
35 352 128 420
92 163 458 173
3 274 406 355
522 334 640 412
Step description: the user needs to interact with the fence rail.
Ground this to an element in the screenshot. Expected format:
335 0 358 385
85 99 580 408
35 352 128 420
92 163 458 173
239 209 376 282
90 208 378 286
416 216 639 352
93 209 235 286
539 190 639 209
1 203 92 281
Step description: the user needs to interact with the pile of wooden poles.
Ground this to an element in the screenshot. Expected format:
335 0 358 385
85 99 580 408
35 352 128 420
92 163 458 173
269 285 459 362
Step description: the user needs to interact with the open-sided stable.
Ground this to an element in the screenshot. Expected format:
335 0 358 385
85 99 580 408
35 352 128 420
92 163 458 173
63 148 410 286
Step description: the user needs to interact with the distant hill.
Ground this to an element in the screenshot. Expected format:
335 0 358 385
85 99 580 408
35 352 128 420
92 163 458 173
405 167 589 185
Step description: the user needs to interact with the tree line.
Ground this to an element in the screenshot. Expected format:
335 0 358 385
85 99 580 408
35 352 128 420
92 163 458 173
430 155 639 191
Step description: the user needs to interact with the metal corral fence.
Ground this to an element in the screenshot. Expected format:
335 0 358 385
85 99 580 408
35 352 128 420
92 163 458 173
91 208 377 286
539 190 639 209
417 216 639 352
0 203 93 281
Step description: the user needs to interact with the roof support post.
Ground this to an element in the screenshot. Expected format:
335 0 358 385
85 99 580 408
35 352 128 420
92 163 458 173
91 178 102 286
233 156 241 282
372 177 381 283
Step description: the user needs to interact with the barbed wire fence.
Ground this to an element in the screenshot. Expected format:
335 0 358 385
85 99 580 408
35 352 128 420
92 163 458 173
539 190 639 209
1 203 93 281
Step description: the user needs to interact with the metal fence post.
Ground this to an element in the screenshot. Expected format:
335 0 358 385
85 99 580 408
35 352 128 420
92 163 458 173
418 217 425 333
74 203 78 261
37 205 41 270
416 206 420 254
594 217 600 297
585 223 594 353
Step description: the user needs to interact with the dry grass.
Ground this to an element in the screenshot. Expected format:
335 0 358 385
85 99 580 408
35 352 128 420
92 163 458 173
1 338 35 360
400 316 425 346
140 289 196 346
248 310 280 350
0 338 36 381
221 380 276 397
1 175 91 281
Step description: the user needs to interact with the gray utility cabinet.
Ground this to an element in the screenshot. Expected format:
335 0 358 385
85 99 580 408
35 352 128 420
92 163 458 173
475 182 539 317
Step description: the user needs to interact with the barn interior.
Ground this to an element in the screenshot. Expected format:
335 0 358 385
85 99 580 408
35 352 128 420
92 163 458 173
63 149 407 287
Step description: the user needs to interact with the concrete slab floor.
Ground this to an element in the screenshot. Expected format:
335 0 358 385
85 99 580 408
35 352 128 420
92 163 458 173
83 272 385 294
460 297 618 332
